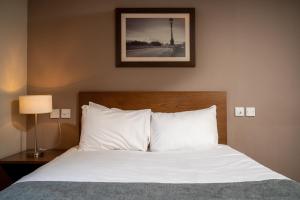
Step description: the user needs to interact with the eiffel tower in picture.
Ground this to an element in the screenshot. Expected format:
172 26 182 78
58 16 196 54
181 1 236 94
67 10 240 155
169 18 175 46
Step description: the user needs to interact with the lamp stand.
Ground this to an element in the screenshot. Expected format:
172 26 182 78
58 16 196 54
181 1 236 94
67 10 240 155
27 114 44 158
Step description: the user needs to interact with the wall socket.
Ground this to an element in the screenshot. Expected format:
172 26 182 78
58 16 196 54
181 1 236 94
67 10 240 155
61 109 71 119
235 107 245 117
50 109 60 119
246 107 256 117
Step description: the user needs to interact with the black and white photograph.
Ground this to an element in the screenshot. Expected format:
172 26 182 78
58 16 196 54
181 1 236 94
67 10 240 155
116 8 195 67
126 17 186 58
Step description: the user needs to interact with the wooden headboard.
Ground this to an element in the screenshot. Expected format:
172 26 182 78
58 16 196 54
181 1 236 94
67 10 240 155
78 91 227 144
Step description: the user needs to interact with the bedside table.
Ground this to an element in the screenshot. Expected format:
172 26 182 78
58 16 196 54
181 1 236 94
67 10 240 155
0 149 65 190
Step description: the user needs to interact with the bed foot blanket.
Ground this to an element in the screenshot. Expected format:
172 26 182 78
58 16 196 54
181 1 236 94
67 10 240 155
0 179 299 200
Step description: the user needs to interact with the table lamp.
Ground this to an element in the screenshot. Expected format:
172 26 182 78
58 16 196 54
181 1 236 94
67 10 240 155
19 95 52 158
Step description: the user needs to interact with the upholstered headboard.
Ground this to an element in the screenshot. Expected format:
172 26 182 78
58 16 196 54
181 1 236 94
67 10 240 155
78 91 227 144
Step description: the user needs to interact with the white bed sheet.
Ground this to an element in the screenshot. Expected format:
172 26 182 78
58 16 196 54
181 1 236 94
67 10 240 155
19 145 287 183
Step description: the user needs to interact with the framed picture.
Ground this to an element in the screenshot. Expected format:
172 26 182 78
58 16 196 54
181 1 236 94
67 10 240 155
116 8 195 67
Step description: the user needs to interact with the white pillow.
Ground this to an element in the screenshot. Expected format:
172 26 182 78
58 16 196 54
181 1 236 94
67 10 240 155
150 105 218 152
79 102 109 142
79 105 151 151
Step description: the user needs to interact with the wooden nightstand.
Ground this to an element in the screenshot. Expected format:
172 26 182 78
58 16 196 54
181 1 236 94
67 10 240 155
0 149 65 190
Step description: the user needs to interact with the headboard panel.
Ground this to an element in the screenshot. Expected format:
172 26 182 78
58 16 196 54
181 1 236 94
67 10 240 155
78 91 227 144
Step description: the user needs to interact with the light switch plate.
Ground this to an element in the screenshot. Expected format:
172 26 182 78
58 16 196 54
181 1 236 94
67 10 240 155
246 107 256 117
50 109 60 119
235 107 245 117
61 109 71 119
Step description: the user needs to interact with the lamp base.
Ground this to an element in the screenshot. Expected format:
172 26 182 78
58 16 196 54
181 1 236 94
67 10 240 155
26 150 44 158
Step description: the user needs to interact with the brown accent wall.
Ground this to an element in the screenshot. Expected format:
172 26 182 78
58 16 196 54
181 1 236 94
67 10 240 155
0 0 27 188
0 0 27 159
27 0 300 181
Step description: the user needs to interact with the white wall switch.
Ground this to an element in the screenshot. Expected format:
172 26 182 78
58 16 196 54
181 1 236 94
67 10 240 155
61 109 71 119
50 109 60 119
235 107 245 117
246 107 256 117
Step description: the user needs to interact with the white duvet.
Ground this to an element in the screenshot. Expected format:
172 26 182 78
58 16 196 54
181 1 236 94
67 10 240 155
19 145 287 183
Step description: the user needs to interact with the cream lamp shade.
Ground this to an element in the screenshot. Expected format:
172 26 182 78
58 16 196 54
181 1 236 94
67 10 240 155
19 95 53 114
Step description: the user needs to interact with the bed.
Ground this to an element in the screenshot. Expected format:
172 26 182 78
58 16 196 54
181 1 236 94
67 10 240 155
0 92 299 200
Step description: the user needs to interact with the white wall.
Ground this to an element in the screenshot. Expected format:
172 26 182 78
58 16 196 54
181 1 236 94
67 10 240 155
0 0 28 158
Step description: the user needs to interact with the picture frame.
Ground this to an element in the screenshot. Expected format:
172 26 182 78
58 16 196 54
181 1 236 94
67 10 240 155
115 8 195 67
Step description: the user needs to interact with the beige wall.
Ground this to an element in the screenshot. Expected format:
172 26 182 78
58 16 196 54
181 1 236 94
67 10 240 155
0 0 27 158
27 0 300 181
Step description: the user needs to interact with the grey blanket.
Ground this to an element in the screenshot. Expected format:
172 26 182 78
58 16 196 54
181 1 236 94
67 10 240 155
0 179 299 200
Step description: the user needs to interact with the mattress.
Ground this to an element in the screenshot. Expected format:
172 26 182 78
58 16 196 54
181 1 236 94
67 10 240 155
19 145 286 183
1 145 299 200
